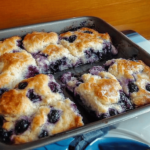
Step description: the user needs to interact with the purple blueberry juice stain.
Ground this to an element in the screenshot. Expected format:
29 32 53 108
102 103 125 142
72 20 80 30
89 66 105 75
38 130 48 139
119 91 133 111
15 119 30 135
60 72 73 84
71 103 78 112
12 50 21 53
18 82 28 89
111 45 118 55
74 59 82 67
17 40 24 49
25 66 39 78
0 128 12 143
48 82 61 93
101 41 118 59
48 74 54 80
27 89 41 103
49 57 67 73
102 41 111 54
84 49 99 63
35 54 49 73
48 109 61 124
0 88 8 97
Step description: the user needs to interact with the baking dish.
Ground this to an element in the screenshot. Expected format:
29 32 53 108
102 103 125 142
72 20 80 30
0 16 150 150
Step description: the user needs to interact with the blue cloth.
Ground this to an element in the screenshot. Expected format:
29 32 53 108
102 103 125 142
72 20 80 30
68 127 111 150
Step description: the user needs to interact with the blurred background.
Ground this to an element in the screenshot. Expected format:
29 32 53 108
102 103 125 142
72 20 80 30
0 0 150 39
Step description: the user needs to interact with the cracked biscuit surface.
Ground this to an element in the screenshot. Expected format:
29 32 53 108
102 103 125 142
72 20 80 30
60 27 118 64
0 51 39 96
0 74 83 144
105 58 150 106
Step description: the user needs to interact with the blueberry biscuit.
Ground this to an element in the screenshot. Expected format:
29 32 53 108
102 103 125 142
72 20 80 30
0 51 39 96
23 32 77 73
0 36 23 56
23 32 59 54
0 74 83 144
105 58 150 106
60 27 118 66
61 71 133 120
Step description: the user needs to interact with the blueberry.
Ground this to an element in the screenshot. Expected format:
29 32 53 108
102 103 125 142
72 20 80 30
83 31 93 34
15 119 30 134
109 108 118 116
85 49 93 58
0 128 12 143
99 113 109 120
101 42 113 59
49 82 59 93
50 62 60 73
63 35 77 43
17 41 21 47
48 110 60 123
0 116 4 127
18 82 28 89
119 92 133 110
38 130 48 139
128 82 139 93
146 84 150 92
27 89 41 103
26 66 39 78
0 88 8 96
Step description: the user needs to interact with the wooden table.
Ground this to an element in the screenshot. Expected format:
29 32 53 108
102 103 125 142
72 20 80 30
0 0 150 39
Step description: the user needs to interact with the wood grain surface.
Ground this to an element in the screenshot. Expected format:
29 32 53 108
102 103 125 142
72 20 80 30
0 0 150 39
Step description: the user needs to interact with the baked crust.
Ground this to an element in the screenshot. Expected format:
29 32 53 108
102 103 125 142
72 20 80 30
0 36 22 56
0 51 38 90
0 74 83 144
0 74 64 116
60 27 111 58
75 72 122 113
105 58 150 106
14 99 83 144
23 32 58 53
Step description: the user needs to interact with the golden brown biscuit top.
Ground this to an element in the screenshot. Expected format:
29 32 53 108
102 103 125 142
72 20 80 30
106 58 150 106
50 99 84 135
60 27 110 57
23 32 58 53
0 51 35 73
0 50 37 89
0 36 22 56
12 99 83 144
43 44 67 56
130 69 150 106
106 59 145 80
77 72 122 105
0 90 35 116
0 74 64 116
41 44 73 62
